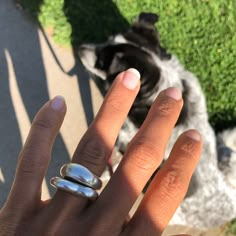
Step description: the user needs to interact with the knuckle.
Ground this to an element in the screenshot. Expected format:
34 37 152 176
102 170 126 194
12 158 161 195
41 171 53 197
130 138 162 171
0 210 20 231
154 97 176 117
180 140 196 158
32 118 52 131
78 139 108 171
159 168 186 200
19 150 46 176
105 96 123 114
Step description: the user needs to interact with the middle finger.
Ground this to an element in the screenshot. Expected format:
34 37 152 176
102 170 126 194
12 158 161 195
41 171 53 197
88 87 183 232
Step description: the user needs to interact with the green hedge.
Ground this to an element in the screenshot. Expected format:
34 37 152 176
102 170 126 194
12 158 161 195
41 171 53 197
17 0 236 131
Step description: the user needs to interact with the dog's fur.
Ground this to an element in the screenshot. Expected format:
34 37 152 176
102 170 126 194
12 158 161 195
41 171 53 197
78 12 236 229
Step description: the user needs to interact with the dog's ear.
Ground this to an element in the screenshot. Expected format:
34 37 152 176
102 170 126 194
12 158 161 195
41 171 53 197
138 12 159 25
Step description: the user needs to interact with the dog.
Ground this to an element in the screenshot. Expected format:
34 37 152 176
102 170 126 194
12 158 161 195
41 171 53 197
78 12 236 229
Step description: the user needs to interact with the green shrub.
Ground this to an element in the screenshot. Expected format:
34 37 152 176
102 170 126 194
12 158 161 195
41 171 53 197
228 218 236 235
17 0 236 131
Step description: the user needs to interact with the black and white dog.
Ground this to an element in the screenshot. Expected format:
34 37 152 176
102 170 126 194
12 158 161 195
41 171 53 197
78 12 236 229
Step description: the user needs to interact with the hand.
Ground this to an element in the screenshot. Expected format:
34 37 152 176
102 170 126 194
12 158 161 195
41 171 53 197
0 69 202 236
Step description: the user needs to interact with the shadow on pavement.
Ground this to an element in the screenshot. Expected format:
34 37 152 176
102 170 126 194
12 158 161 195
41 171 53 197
0 0 129 207
0 0 70 206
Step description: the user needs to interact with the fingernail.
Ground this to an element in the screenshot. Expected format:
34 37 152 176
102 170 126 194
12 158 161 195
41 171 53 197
186 130 201 141
122 68 140 90
51 96 65 111
165 87 182 100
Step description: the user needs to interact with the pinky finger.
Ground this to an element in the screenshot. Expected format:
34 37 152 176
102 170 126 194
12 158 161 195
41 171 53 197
5 97 66 211
123 130 202 236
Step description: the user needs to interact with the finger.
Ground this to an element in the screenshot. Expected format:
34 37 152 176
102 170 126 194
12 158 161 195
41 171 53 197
72 68 140 175
86 87 183 232
7 96 66 209
51 69 140 214
124 130 202 236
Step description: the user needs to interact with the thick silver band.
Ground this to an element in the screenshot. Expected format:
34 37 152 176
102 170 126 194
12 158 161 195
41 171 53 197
60 163 102 190
50 177 98 200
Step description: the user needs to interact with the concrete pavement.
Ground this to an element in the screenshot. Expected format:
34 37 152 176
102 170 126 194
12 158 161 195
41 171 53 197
0 0 103 205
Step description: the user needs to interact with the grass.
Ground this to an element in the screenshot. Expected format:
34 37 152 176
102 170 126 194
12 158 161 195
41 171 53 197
17 0 236 132
229 219 236 235
15 0 236 234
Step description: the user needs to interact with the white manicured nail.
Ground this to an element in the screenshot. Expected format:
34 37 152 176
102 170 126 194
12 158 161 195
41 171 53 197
122 68 141 90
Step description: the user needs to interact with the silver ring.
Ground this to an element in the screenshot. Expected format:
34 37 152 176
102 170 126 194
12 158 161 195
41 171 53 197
60 163 102 190
50 177 98 200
